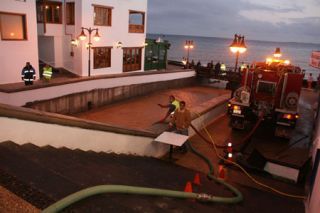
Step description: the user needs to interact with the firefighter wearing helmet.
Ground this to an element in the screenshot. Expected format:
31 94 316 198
21 62 36 85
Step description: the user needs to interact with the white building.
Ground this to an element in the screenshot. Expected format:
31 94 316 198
0 0 147 84
37 0 147 77
0 0 39 84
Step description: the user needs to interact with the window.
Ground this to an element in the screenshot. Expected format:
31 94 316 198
0 12 27 40
123 48 142 72
256 81 276 96
36 1 62 24
93 47 112 69
66 2 75 25
36 2 44 22
93 5 112 26
129 11 145 33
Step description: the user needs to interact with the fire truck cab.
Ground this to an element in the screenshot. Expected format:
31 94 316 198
228 50 303 139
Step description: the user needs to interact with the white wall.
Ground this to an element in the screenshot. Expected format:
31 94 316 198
37 23 64 37
0 116 168 157
38 36 55 65
0 0 39 84
0 71 195 106
189 96 229 136
307 111 320 213
308 150 320 213
0 91 228 158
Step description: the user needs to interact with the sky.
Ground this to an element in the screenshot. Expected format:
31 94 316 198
147 0 320 44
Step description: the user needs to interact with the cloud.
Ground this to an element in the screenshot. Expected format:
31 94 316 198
147 0 320 43
239 0 320 25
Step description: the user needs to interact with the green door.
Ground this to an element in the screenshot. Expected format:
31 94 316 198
144 38 170 71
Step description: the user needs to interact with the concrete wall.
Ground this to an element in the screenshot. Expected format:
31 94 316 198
0 0 39 84
27 77 196 114
189 96 229 136
0 116 167 157
0 89 229 159
0 71 196 106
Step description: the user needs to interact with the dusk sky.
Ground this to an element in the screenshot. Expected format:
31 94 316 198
147 0 320 44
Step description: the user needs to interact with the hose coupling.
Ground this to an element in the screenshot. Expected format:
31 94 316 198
196 193 213 202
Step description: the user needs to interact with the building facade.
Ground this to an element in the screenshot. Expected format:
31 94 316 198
37 0 147 77
0 0 147 84
0 0 39 84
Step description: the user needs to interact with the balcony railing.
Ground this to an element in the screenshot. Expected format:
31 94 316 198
129 24 144 33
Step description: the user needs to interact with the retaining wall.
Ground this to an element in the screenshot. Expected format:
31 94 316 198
0 92 230 157
26 77 196 114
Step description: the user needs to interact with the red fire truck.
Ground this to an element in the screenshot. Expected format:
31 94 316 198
228 49 304 138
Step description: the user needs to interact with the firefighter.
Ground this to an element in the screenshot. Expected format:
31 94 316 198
156 95 180 123
42 64 52 82
169 101 191 153
214 62 221 77
21 62 36 85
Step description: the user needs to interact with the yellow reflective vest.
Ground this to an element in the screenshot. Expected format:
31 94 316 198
43 67 52 79
172 100 180 111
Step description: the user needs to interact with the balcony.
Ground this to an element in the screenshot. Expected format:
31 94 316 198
129 24 144 33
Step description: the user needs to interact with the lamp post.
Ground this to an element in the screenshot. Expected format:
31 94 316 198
184 40 194 68
273 47 282 58
78 27 100 77
229 34 247 72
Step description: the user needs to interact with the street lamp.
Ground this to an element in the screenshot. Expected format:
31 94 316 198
78 27 101 77
184 40 194 67
229 34 247 72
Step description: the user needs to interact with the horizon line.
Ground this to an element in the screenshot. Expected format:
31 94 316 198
147 32 320 46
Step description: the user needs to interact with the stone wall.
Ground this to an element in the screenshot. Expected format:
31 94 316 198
25 77 196 114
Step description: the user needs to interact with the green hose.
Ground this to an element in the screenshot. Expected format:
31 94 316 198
42 142 243 213
186 141 243 200
185 141 214 177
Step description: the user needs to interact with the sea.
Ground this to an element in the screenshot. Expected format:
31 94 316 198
147 33 320 78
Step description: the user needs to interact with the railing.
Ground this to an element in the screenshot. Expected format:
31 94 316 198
129 24 144 33
195 66 241 82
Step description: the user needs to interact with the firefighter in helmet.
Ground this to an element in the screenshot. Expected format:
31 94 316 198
21 62 36 85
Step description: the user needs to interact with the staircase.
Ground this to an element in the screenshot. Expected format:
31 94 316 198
0 141 219 212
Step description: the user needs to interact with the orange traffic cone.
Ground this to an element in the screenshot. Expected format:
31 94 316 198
193 173 201 186
184 181 193 193
218 165 226 180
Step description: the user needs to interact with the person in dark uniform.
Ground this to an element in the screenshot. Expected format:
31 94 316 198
214 62 221 77
21 62 36 85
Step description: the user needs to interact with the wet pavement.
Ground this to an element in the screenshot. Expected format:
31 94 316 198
174 89 318 199
75 86 229 134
